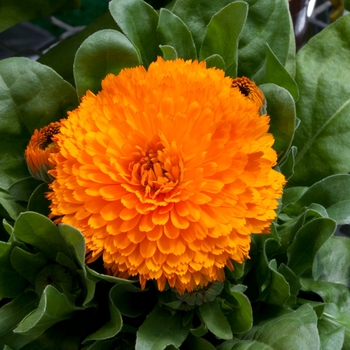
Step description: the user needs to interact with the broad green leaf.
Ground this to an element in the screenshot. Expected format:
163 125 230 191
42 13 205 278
284 174 350 221
171 0 235 53
204 54 226 71
160 45 178 60
240 304 320 350
0 0 80 32
27 183 50 217
279 146 297 181
327 200 350 225
260 84 296 163
83 292 122 342
74 29 141 98
321 303 350 350
157 9 196 60
7 178 41 203
0 58 78 190
281 186 308 209
109 283 150 318
292 15 350 186
13 285 82 336
199 2 248 77
254 45 298 101
318 324 345 350
218 339 274 349
136 304 190 350
287 218 336 276
13 212 73 261
109 0 160 67
0 189 26 221
0 292 38 338
258 260 290 307
300 278 350 312
38 11 121 85
0 242 28 298
183 333 216 350
237 0 295 78
314 236 350 287
10 247 47 285
199 301 233 340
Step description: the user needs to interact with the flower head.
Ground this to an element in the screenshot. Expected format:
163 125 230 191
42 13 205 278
48 57 285 293
25 122 61 182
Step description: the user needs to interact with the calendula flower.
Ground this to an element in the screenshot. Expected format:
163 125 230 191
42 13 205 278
25 122 61 183
231 76 265 109
48 57 285 294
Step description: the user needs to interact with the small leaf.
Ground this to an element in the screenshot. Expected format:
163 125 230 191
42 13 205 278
199 2 248 78
171 0 235 53
160 45 178 60
279 146 297 181
109 283 150 318
27 183 50 217
183 333 216 350
83 291 122 342
254 45 298 101
260 84 296 163
74 29 141 98
287 218 336 276
10 247 47 285
13 212 73 261
14 285 82 336
0 189 26 221
109 0 160 67
0 242 28 298
7 178 41 203
136 304 190 350
199 301 233 340
157 9 196 60
204 54 226 71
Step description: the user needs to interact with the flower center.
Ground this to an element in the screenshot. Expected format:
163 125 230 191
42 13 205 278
38 124 60 150
129 135 182 199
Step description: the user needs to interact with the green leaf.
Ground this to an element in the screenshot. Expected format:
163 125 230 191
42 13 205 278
237 0 295 78
109 283 150 317
287 218 336 276
0 292 38 338
260 84 296 163
204 54 226 70
0 242 28 298
10 247 47 285
279 146 297 181
171 0 235 53
318 324 345 350
159 45 178 60
183 333 216 350
157 9 196 60
27 183 50 217
83 291 122 342
136 304 190 350
7 178 41 203
0 0 80 32
284 174 350 222
74 29 141 98
199 2 248 77
281 186 308 209
292 15 350 186
199 301 233 340
314 236 350 287
320 303 350 350
254 45 298 101
38 11 121 85
0 189 26 221
240 304 320 349
0 58 78 190
109 0 160 67
13 212 73 261
13 285 81 336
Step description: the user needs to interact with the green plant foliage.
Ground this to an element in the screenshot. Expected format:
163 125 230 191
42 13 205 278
292 14 350 186
1 0 350 349
0 0 80 32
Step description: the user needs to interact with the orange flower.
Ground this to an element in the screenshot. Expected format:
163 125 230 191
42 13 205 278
48 57 285 293
25 122 61 183
231 76 265 110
